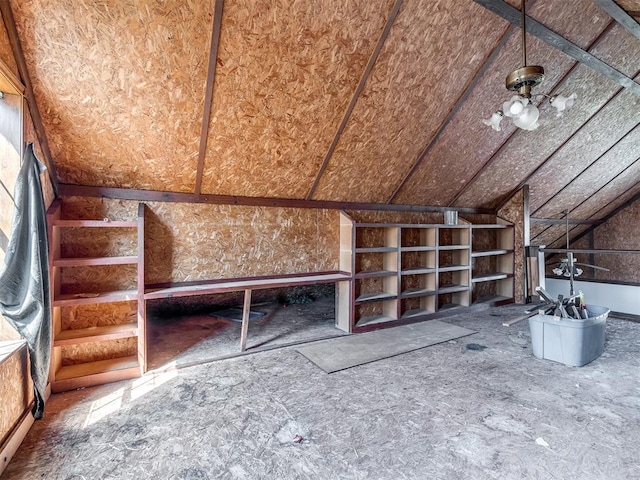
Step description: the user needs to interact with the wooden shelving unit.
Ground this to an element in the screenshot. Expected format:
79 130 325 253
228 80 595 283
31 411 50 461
47 200 145 393
339 212 514 332
470 221 515 305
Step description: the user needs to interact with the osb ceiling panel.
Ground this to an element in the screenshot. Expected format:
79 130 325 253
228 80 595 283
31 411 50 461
0 11 19 77
526 84 640 213
393 33 576 207
310 0 508 203
12 0 213 192
452 23 638 210
200 0 394 198
534 125 640 219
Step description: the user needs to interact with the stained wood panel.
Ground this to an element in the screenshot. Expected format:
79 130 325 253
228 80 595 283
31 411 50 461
311 0 508 203
534 126 640 218
452 23 638 209
199 0 393 198
12 0 213 192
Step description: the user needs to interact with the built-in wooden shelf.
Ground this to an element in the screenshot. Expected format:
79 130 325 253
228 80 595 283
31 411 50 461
401 267 436 275
401 308 434 319
355 292 396 304
53 255 138 267
438 265 469 272
53 289 139 307
53 219 137 228
472 272 513 283
52 355 140 393
471 249 512 258
438 284 469 294
400 288 436 299
355 315 395 327
354 270 397 279
54 323 138 347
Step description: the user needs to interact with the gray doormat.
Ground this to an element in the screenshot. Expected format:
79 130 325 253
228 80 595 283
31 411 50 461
297 320 475 373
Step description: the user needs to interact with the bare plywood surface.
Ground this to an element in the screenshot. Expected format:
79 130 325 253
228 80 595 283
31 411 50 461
61 338 137 366
527 86 640 213
452 23 638 210
396 0 611 207
0 10 19 77
497 188 523 303
311 0 508 203
144 201 340 284
0 344 32 444
199 0 393 198
534 126 640 218
61 301 137 331
12 0 213 192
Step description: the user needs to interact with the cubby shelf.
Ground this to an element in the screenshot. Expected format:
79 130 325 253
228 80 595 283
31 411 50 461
54 323 138 347
53 255 138 267
338 211 515 332
53 289 139 307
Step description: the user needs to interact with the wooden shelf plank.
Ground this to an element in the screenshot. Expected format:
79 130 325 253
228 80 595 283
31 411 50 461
400 288 436 299
52 356 140 393
54 289 138 307
471 272 513 283
471 224 510 229
354 270 397 279
53 255 138 267
438 245 470 251
439 265 470 272
145 272 352 300
53 219 137 228
401 308 435 319
438 284 469 294
400 246 436 252
355 247 397 253
401 267 436 275
54 323 138 347
471 249 512 258
355 315 396 327
355 292 396 304
55 355 139 381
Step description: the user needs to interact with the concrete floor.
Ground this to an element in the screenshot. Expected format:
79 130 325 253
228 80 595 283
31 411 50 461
4 305 640 479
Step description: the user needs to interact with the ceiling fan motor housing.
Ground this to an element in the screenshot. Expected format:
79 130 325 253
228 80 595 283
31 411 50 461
506 65 545 97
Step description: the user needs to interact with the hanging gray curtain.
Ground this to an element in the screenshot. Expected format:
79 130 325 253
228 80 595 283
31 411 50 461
0 143 51 419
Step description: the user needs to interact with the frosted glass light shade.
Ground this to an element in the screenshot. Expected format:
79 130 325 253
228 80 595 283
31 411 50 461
482 111 504 131
550 93 577 116
503 95 528 117
512 104 539 129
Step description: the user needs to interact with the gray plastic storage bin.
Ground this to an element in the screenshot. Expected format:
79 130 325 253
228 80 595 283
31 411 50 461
528 305 609 367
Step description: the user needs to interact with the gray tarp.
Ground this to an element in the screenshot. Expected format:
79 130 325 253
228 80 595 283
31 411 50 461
0 143 51 419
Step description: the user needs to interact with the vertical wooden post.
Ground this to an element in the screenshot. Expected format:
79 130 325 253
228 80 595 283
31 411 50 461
240 289 252 352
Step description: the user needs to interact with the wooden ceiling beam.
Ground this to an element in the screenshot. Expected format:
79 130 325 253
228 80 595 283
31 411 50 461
387 24 514 204
0 0 58 191
58 183 494 214
306 0 404 201
473 0 640 97
194 0 225 196
594 0 640 41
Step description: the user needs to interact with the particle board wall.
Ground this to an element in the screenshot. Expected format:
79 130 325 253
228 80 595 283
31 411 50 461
144 202 339 284
497 187 525 303
0 10 19 78
587 198 640 284
200 0 394 198
311 0 508 204
0 343 33 447
12 0 213 192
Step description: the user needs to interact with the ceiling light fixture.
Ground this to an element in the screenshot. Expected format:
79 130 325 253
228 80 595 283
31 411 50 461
483 0 576 132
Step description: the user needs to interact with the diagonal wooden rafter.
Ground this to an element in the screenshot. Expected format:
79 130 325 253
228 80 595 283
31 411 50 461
594 0 640 41
306 0 404 201
194 0 225 196
0 0 58 192
473 0 640 97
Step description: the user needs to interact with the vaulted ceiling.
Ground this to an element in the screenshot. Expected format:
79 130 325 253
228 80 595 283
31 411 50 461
4 0 640 248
